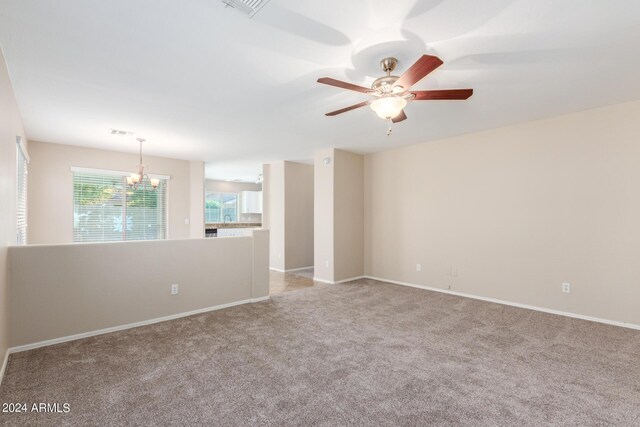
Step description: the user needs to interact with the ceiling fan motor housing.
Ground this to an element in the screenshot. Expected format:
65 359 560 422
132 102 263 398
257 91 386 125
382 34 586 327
372 75 400 93
373 57 404 94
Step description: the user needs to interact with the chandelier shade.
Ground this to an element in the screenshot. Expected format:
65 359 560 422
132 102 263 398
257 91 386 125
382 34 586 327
128 138 159 190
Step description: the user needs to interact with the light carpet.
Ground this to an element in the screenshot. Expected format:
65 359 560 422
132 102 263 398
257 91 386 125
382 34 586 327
1 279 639 426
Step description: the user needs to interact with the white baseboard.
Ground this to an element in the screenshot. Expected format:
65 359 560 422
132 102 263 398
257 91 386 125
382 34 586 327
270 266 314 273
335 275 366 284
285 266 314 272
312 276 335 284
8 295 271 354
0 349 8 387
312 275 365 285
365 276 640 331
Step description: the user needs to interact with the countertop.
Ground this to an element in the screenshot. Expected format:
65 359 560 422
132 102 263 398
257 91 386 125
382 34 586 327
205 223 262 229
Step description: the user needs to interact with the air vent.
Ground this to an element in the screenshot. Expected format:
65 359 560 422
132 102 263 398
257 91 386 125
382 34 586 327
220 0 271 17
109 129 134 136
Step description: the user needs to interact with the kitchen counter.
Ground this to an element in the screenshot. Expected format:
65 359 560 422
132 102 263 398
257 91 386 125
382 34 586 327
205 223 262 229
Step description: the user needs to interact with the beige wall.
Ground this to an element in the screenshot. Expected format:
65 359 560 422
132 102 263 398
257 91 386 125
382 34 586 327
205 180 262 224
261 164 271 229
314 149 334 281
27 141 196 244
8 230 269 348
189 161 205 238
365 100 640 326
0 55 12 374
268 161 314 270
284 161 314 270
0 46 27 375
251 230 270 298
334 150 364 281
314 149 364 282
268 162 285 270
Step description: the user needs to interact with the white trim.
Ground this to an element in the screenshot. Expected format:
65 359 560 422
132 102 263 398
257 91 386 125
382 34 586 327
284 266 314 272
70 166 171 180
16 136 29 163
270 266 314 273
8 296 270 354
365 276 640 331
165 176 171 239
312 275 365 285
312 277 335 284
0 349 8 386
335 275 366 284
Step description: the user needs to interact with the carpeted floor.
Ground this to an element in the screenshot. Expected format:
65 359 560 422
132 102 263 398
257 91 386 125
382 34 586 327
1 279 639 426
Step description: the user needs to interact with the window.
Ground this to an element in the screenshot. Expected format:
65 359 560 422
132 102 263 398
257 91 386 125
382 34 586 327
72 169 168 242
16 137 28 245
205 192 238 223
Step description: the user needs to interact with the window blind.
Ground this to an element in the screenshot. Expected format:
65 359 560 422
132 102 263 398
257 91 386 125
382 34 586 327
73 171 168 242
16 141 28 245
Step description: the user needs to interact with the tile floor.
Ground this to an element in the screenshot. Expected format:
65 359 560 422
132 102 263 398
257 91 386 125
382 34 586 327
269 268 315 294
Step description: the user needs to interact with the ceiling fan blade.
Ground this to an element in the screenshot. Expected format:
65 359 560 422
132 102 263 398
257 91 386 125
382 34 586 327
412 89 473 100
325 101 369 116
393 55 443 91
392 110 407 123
317 77 371 93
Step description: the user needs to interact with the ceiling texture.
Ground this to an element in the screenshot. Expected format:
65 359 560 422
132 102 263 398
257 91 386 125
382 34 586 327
1 0 640 181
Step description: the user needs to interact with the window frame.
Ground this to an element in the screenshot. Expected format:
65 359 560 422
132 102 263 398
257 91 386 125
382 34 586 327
70 166 171 242
16 136 29 245
204 191 239 223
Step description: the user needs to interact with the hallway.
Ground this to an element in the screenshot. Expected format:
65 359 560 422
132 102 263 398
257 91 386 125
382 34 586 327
269 268 315 295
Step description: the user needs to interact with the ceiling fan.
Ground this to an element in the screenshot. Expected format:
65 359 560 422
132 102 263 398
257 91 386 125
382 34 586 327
317 54 473 134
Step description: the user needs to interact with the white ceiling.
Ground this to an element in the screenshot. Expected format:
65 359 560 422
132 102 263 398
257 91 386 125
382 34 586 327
1 0 640 181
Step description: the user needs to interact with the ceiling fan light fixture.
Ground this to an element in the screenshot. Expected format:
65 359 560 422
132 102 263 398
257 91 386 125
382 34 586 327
318 54 473 132
370 96 407 120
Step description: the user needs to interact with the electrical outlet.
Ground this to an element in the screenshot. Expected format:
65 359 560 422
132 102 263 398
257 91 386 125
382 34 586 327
184 218 190 225
171 284 179 295
416 264 421 272
451 268 458 277
324 260 329 268
562 282 571 293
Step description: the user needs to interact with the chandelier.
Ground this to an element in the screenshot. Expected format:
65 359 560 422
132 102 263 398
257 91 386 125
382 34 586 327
127 138 159 190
